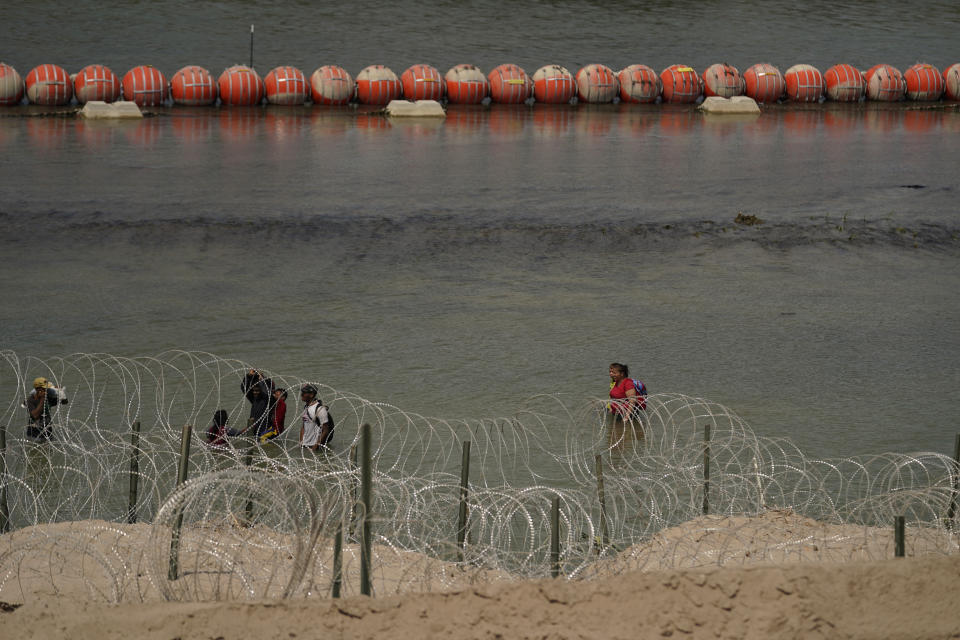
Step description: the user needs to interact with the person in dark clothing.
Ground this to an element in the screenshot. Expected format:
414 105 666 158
241 369 274 438
26 376 66 441
206 409 231 446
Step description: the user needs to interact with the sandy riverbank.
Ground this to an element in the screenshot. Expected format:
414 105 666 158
1 513 958 639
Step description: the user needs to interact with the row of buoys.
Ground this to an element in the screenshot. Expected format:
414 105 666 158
1 61 958 108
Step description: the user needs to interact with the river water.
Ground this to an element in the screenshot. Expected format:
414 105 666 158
1 0 959 462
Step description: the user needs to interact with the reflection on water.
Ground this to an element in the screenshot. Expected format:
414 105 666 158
6 103 957 152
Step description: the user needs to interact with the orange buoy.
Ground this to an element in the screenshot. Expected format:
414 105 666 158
73 64 121 104
659 64 702 103
864 64 905 102
532 65 575 104
401 64 443 100
702 63 743 98
25 64 73 105
488 64 532 104
784 64 824 102
170 65 217 106
617 64 661 103
824 64 865 102
355 65 402 105
122 65 168 106
0 62 24 106
264 66 308 105
945 63 960 100
742 63 784 103
218 65 264 106
310 65 354 105
575 63 618 103
444 64 489 104
904 63 944 101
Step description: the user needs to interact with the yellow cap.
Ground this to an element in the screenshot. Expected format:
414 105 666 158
33 377 52 389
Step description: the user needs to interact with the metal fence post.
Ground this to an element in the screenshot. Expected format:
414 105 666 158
359 423 372 596
595 454 609 552
703 424 712 516
551 494 561 578
456 440 471 561
127 421 141 524
168 423 193 581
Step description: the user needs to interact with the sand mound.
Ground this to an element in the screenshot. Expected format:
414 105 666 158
587 509 959 576
6 553 960 640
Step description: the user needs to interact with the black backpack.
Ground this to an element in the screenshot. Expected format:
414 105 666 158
313 401 334 429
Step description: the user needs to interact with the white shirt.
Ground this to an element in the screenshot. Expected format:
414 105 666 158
300 401 328 447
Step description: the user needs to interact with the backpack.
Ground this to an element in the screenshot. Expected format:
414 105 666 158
631 379 648 411
311 402 334 429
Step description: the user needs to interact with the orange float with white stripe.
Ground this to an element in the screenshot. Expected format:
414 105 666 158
264 66 308 105
74 64 121 104
401 64 443 100
575 63 618 103
904 63 944 101
122 65 168 106
0 62 24 106
532 65 575 104
824 64 865 102
170 65 217 106
488 64 532 104
659 64 702 103
218 66 264 106
25 64 73 105
444 64 489 104
355 65 402 105
310 65 354 105
784 64 824 102
617 64 660 103
702 63 743 98
864 64 905 102
742 63 784 103
945 63 960 101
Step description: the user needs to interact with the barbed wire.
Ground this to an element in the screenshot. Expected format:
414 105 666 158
0 350 957 604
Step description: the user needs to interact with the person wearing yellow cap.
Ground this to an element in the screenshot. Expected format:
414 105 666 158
26 376 66 441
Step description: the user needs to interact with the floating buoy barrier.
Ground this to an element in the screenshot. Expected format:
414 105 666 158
660 65 702 103
444 64 489 104
218 65 264 106
905 63 944 101
0 62 24 105
824 63 865 102
309 65 354 105
702 63 743 98
945 63 960 101
864 64 906 102
401 64 443 101
2 58 958 109
617 64 660 103
488 64 532 104
26 64 73 106
122 65 167 107
355 65 402 105
264 66 308 105
784 64 824 102
532 64 575 104
575 63 618 103
170 65 217 106
73 64 121 104
742 63 784 103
